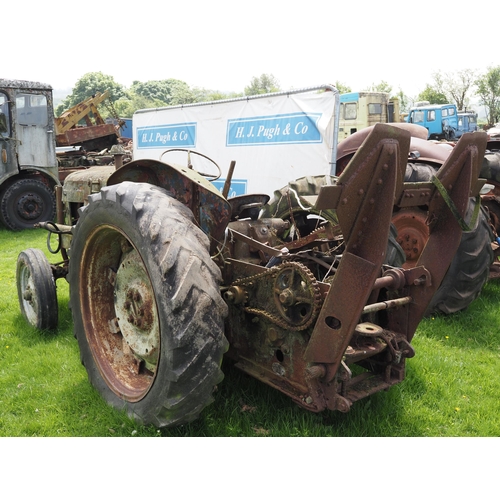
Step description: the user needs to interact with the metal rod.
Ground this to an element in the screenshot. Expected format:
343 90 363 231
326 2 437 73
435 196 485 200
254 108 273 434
222 160 236 199
362 296 412 314
372 275 397 290
55 185 64 224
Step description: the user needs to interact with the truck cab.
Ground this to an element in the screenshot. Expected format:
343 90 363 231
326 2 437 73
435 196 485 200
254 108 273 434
0 80 59 229
457 111 478 135
338 92 401 140
407 103 459 140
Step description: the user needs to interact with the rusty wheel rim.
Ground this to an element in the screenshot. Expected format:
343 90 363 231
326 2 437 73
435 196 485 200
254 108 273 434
79 224 159 402
18 263 39 325
392 208 430 268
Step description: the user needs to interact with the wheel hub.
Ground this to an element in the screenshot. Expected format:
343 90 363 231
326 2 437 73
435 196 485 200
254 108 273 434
114 249 160 370
19 271 37 322
392 209 429 268
17 192 43 220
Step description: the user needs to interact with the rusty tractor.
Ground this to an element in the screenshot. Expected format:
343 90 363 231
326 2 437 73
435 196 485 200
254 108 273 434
331 123 496 315
16 124 487 427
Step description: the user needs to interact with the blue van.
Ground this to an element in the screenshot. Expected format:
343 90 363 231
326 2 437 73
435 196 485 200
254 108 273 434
457 111 478 135
407 103 459 140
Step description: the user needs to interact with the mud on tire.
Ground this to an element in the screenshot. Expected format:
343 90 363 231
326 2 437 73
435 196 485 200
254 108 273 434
68 182 228 427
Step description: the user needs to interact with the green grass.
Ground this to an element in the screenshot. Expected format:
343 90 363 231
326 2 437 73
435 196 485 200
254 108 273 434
1 227 499 437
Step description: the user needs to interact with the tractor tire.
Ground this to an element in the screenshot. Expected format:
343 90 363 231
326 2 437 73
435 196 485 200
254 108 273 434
261 175 405 267
427 197 493 315
403 163 493 315
16 248 58 330
68 181 229 428
0 178 56 230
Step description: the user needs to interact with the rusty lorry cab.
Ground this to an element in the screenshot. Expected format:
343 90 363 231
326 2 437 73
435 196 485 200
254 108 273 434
0 79 59 230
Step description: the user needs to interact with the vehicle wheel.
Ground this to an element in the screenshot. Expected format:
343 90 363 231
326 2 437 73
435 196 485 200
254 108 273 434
16 248 58 330
0 178 56 230
261 175 405 267
400 163 493 315
427 198 493 314
68 181 228 427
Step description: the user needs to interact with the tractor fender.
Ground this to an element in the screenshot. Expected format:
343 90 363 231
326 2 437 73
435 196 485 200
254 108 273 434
337 123 428 160
337 123 457 174
107 158 231 248
336 123 429 174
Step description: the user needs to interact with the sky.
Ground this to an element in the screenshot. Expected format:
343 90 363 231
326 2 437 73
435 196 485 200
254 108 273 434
6 0 499 101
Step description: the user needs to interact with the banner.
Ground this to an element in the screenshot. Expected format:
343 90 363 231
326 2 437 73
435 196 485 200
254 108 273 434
133 89 337 197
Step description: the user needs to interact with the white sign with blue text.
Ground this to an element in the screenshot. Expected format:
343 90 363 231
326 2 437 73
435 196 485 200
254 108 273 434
133 90 336 197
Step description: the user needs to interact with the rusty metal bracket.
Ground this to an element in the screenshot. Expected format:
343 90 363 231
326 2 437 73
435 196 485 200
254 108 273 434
404 131 488 337
396 183 433 208
304 124 410 375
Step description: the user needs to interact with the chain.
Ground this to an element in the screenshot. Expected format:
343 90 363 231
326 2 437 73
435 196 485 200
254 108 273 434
231 261 322 331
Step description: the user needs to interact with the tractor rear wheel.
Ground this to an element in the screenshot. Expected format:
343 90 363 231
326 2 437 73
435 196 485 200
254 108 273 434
68 182 228 427
426 197 493 314
400 163 493 315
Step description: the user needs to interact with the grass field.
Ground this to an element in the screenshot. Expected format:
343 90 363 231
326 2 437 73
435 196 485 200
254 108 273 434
1 227 499 437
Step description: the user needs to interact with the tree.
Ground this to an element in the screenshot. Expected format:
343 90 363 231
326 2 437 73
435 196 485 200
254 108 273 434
443 69 476 110
130 79 196 106
113 94 166 118
55 72 126 116
416 84 448 105
395 88 413 114
334 81 351 94
191 87 243 102
429 69 477 110
244 74 280 95
365 81 393 94
476 66 500 126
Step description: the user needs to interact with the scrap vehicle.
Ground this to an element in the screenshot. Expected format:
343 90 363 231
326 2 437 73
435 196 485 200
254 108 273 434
407 102 462 141
54 90 120 152
0 80 60 230
15 83 488 426
338 91 402 140
333 122 498 315
457 110 478 136
0 79 123 230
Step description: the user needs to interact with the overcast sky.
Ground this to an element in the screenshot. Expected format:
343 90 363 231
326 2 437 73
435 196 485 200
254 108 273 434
7 0 499 99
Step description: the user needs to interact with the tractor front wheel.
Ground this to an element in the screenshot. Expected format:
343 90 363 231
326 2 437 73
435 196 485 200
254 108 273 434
16 248 58 330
